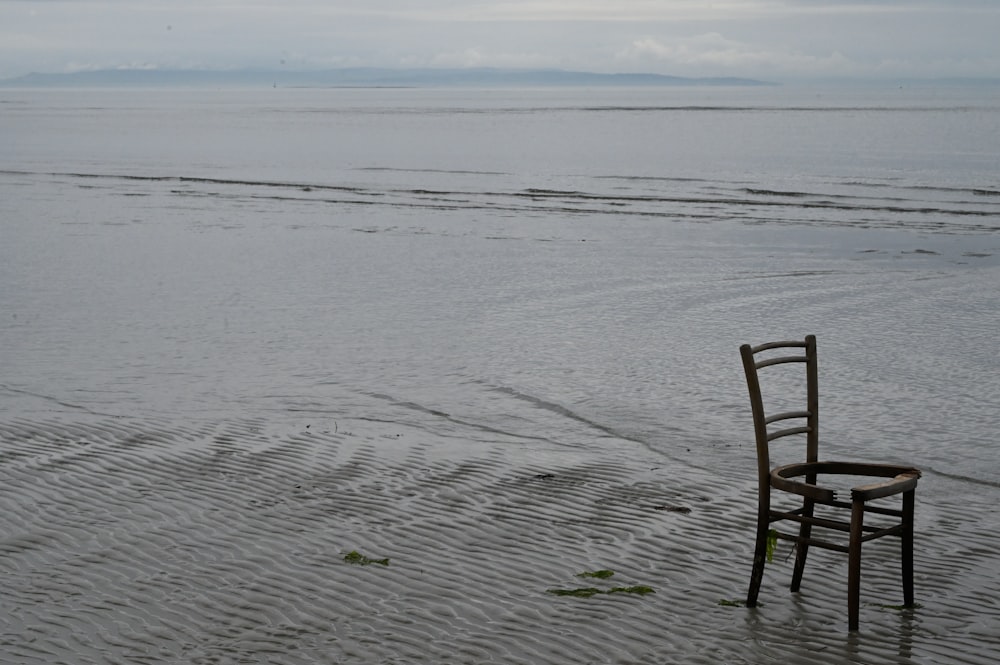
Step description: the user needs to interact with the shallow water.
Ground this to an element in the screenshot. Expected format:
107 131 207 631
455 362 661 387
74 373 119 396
3 85 1000 479
2 84 1000 662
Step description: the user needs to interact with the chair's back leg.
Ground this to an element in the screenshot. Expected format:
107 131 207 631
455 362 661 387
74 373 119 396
902 489 916 607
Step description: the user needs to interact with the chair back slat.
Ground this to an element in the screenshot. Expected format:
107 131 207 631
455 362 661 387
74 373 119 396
749 340 808 353
764 410 811 425
767 426 813 441
755 355 808 369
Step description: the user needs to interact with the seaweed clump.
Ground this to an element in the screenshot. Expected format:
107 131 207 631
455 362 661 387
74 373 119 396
576 570 615 580
344 550 390 566
547 570 654 598
548 588 603 598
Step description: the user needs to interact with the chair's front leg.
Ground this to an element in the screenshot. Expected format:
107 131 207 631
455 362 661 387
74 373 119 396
848 499 865 631
902 489 916 606
747 505 770 607
791 497 814 592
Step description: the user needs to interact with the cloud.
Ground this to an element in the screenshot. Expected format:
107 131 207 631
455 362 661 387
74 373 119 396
615 33 858 78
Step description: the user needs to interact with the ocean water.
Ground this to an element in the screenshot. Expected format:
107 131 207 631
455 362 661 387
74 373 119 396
2 83 1000 487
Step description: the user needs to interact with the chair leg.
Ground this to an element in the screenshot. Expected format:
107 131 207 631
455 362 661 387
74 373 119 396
747 510 770 607
902 490 916 606
791 498 814 592
848 500 865 631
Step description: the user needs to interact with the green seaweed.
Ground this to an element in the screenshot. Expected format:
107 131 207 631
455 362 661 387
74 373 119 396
718 598 748 607
576 569 615 579
608 585 655 595
766 528 778 563
547 588 603 598
344 550 390 566
549 568 654 598
547 585 654 598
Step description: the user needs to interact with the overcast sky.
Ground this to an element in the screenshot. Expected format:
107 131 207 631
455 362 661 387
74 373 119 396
2 0 998 81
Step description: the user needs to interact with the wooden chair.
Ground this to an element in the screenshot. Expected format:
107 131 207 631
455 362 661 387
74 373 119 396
739 335 920 630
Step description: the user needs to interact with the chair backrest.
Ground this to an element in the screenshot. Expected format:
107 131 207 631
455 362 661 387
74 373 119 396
740 335 819 489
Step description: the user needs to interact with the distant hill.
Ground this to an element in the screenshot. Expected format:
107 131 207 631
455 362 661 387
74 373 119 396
0 67 775 88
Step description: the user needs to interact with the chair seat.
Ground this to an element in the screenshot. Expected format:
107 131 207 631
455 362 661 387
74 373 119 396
771 461 921 501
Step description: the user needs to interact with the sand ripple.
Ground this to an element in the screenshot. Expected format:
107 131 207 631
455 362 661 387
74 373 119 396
2 414 999 663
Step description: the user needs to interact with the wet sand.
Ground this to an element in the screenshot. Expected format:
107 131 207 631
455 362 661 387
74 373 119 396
2 410 998 664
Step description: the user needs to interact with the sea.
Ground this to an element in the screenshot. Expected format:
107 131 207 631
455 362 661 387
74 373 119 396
4 83 999 486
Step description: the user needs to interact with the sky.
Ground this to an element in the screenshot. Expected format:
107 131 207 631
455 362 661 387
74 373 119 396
1 0 999 82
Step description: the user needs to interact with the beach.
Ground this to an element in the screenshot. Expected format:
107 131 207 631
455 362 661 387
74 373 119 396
2 85 1000 662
